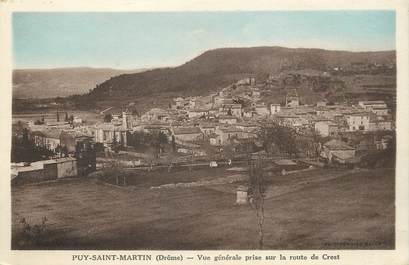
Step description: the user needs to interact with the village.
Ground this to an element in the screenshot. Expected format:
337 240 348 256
11 67 395 184
10 68 396 250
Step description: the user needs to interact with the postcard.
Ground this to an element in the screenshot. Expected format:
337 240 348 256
0 0 408 264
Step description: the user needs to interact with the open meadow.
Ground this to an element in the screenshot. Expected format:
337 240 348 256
11 167 395 250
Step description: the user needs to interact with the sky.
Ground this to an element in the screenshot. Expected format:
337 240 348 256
13 11 395 69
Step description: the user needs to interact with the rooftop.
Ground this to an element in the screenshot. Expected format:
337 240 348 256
173 127 202 135
324 139 355 150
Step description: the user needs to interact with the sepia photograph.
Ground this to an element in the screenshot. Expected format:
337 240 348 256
9 10 397 251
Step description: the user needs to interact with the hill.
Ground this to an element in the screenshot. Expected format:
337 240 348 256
12 67 148 99
79 47 395 110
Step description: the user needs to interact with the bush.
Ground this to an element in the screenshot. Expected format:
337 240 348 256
15 216 50 248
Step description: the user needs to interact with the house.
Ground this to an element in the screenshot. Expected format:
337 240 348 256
251 88 261 97
208 133 220 146
315 121 339 137
215 126 242 145
358 100 387 110
220 104 243 117
94 124 128 147
172 126 203 142
368 114 393 131
218 115 238 124
286 89 300 107
199 124 217 136
31 129 61 151
346 113 370 131
173 97 186 109
270 104 281 115
60 130 94 153
43 129 62 151
236 76 256 86
370 107 389 116
141 108 169 122
242 107 254 118
254 104 269 116
72 116 83 126
188 108 209 119
321 139 356 164
11 157 78 185
121 111 133 130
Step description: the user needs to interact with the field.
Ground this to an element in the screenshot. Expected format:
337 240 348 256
11 167 395 250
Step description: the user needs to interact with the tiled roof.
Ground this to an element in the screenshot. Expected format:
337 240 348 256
173 127 202 135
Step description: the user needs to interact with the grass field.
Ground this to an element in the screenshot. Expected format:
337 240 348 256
11 167 394 250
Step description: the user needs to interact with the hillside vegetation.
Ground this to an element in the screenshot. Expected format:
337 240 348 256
13 47 395 112
81 47 394 108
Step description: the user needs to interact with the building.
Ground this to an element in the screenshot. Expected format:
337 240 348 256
122 111 133 130
315 121 339 137
31 129 61 151
173 97 186 109
358 100 387 110
371 107 389 116
172 126 203 142
230 104 243 117
199 124 217 136
215 126 242 145
188 109 209 119
286 89 300 107
11 157 78 185
141 108 169 122
72 116 83 126
60 130 94 153
251 88 261 98
270 104 281 115
218 115 238 124
368 114 393 131
94 124 128 147
321 139 356 164
254 104 269 116
346 113 370 131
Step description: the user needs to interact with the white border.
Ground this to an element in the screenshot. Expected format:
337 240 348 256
0 1 408 264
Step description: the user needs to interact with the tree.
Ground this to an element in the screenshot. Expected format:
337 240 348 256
259 122 298 157
112 132 119 153
171 135 176 152
309 129 323 160
248 159 266 249
56 111 60 122
65 112 69 122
